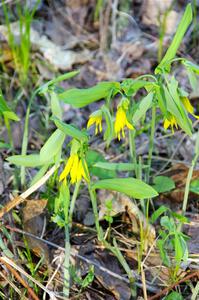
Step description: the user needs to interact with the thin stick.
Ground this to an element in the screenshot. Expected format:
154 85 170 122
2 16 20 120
0 257 39 300
0 256 58 299
148 271 199 300
4 224 159 293
0 269 26 299
0 164 58 218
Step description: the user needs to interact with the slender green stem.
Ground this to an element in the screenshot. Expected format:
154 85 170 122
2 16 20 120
63 224 70 299
182 132 199 215
69 181 81 227
20 88 39 186
103 238 136 297
88 184 103 241
146 106 156 183
129 130 138 178
4 116 13 150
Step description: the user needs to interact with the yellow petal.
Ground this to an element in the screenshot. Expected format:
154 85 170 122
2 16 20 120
87 117 95 129
70 155 79 183
80 158 89 182
163 118 170 130
181 97 194 114
126 120 134 130
59 155 74 182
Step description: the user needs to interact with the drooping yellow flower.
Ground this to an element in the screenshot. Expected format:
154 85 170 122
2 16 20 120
59 154 89 184
114 106 134 140
87 110 103 135
181 97 199 119
163 115 178 133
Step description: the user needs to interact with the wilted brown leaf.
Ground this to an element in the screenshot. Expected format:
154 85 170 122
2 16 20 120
99 191 156 249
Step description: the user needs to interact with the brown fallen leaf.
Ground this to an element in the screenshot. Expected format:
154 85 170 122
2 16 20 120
22 199 50 265
159 164 199 204
99 190 156 250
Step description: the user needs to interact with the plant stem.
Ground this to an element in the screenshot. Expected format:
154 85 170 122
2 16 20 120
129 130 138 178
182 132 199 216
69 181 81 227
88 184 103 240
4 116 13 150
63 224 70 299
20 88 39 186
146 106 156 183
104 238 136 297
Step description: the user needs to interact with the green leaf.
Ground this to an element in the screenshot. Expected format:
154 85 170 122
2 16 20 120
163 79 192 135
151 205 169 223
81 266 94 288
163 291 184 300
7 154 52 167
155 4 192 74
101 105 114 145
132 92 154 125
51 116 88 142
121 79 153 96
190 179 199 194
0 142 10 149
58 82 120 108
86 150 116 179
50 91 63 119
39 70 79 94
160 216 175 232
92 178 158 199
157 239 170 267
0 89 19 121
155 84 167 115
153 176 175 193
94 162 148 172
40 129 65 162
174 233 183 262
183 60 199 75
30 164 50 186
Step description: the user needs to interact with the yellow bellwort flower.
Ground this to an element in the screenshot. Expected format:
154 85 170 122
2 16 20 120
59 153 89 184
87 110 103 135
114 106 134 140
181 97 199 119
163 114 178 133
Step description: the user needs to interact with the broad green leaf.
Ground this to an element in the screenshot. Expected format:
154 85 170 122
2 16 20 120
40 129 65 162
157 239 170 267
163 79 192 135
58 82 120 108
50 91 62 119
52 116 88 141
86 150 116 179
186 68 198 91
101 105 114 145
0 90 19 121
132 92 154 125
160 216 174 232
30 164 50 186
121 79 153 96
0 142 10 149
163 291 184 300
151 205 169 223
153 176 175 193
156 4 192 74
7 154 52 167
174 232 184 263
155 84 167 115
94 162 148 171
92 178 158 199
183 60 199 75
39 70 79 94
190 179 199 194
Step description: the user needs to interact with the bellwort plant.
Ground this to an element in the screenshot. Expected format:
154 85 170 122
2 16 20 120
7 4 199 298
